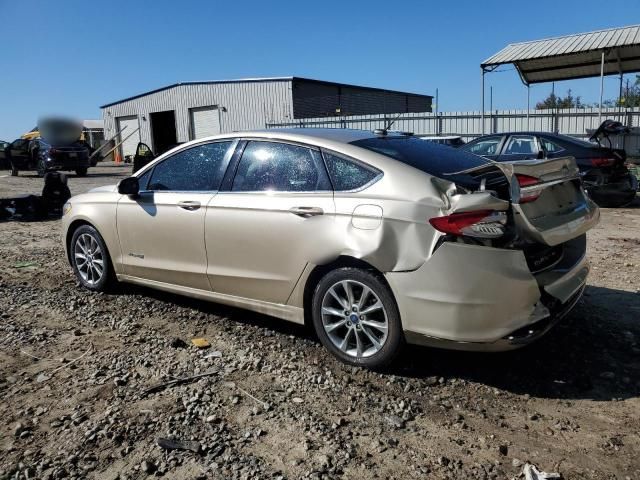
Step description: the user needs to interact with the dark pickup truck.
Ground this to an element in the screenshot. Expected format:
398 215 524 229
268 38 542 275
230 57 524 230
0 137 91 177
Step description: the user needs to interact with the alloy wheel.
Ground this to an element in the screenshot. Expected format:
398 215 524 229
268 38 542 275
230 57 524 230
74 233 104 286
321 279 389 358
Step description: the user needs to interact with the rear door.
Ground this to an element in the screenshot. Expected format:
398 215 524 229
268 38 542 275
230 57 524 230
465 135 503 161
537 136 567 160
497 134 541 162
205 140 336 304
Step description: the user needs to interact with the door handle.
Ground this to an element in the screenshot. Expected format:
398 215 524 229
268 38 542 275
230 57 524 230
288 206 324 218
177 200 201 211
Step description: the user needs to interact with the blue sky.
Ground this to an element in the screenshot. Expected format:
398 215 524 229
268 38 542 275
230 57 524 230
1 0 639 139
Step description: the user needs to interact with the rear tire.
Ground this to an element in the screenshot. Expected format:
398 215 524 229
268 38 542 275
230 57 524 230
75 167 88 177
70 225 115 292
311 267 403 368
10 162 18 176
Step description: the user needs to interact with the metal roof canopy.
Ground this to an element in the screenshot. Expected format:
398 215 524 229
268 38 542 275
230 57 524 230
479 25 640 133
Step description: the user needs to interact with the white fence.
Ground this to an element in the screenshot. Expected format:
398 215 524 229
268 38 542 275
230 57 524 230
267 107 640 157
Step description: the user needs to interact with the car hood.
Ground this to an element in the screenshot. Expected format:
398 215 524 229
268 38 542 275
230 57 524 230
88 184 117 193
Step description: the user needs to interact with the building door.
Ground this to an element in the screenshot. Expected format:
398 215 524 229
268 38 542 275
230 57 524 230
190 106 220 140
150 110 177 155
116 116 140 161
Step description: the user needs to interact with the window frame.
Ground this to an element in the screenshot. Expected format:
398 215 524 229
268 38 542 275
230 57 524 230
538 136 565 155
501 135 540 156
136 139 237 194
466 135 504 156
320 148 383 193
223 138 333 194
11 139 30 150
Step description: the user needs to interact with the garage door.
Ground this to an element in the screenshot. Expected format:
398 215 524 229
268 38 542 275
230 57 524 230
116 116 140 159
190 106 220 139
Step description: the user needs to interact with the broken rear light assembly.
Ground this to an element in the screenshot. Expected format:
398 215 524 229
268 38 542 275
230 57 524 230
590 157 616 167
429 210 507 239
515 173 542 204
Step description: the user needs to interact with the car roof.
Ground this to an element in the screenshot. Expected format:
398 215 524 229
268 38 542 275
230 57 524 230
418 136 462 140
472 131 572 139
183 128 411 148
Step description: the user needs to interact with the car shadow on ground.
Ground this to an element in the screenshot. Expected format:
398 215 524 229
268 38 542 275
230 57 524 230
116 283 639 402
394 285 640 401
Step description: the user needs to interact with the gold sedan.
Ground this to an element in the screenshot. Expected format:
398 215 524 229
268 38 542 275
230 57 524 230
62 129 599 367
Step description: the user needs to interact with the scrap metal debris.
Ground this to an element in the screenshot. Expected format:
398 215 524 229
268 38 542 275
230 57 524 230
143 369 218 396
14 261 39 269
156 437 201 453
522 463 562 480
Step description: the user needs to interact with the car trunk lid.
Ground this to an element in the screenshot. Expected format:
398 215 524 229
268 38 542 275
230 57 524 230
446 156 600 247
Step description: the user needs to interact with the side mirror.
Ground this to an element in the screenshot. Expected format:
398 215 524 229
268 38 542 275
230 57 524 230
117 176 139 196
536 150 545 159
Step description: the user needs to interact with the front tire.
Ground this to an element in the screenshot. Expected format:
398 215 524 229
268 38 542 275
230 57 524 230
311 268 403 368
70 225 115 292
36 158 47 177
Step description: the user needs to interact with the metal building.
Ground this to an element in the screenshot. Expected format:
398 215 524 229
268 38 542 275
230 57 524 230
100 77 432 158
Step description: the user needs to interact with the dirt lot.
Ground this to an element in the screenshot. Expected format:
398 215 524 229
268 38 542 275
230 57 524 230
1 164 639 480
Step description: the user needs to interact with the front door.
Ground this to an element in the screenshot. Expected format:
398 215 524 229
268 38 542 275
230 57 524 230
205 140 336 304
117 140 235 290
0 141 8 169
9 139 31 169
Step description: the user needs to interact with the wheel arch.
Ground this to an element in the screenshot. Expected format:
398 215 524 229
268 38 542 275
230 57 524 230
302 256 395 329
65 219 94 264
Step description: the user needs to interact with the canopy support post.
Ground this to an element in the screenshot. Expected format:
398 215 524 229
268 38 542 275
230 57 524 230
526 84 530 130
481 67 486 135
599 50 605 124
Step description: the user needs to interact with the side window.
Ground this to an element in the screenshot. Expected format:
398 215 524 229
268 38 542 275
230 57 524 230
11 139 28 150
468 136 502 156
541 138 563 154
137 167 153 190
503 135 537 155
232 141 330 192
322 151 381 191
148 141 232 191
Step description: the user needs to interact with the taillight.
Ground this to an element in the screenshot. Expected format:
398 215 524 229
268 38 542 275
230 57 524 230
429 210 507 239
515 173 542 204
590 157 616 167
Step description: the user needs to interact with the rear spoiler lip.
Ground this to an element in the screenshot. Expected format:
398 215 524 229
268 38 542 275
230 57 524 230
519 175 581 194
444 156 580 203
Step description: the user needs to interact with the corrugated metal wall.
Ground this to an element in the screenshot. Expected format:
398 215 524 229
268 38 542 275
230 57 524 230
291 80 431 118
267 107 640 157
268 107 640 137
102 80 294 149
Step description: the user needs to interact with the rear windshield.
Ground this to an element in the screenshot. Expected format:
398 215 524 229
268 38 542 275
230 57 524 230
557 135 597 149
350 136 490 178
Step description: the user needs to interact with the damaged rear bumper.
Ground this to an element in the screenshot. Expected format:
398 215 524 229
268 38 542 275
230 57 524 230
386 236 588 352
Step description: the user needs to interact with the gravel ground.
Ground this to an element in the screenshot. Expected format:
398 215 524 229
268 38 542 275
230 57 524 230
1 164 639 480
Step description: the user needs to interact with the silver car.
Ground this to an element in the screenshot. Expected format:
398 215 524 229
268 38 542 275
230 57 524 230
62 129 599 367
